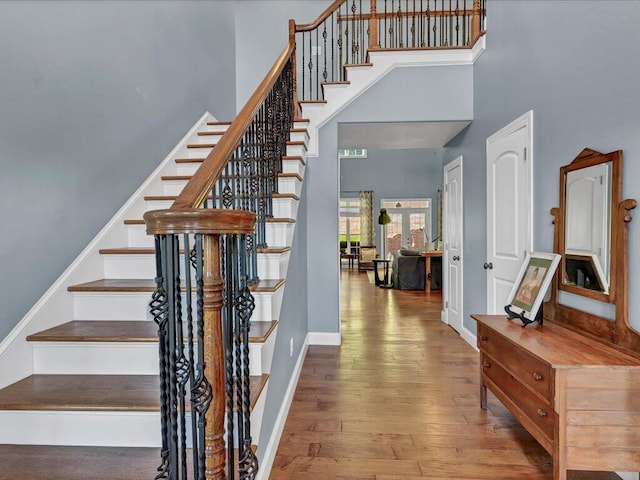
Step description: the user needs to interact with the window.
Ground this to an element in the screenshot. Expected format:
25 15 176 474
339 199 361 253
338 148 367 158
381 198 432 254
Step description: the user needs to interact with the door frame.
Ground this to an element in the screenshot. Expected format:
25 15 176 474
485 110 534 313
442 156 463 332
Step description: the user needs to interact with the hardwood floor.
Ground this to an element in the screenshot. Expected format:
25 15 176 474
269 269 622 480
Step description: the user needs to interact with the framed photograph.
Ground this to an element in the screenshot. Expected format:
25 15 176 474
506 252 561 326
563 252 608 294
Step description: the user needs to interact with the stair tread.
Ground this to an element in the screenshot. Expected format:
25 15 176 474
0 444 161 480
144 193 298 201
322 80 350 86
27 321 158 342
100 246 291 255
0 374 267 412
294 118 310 123
197 131 224 136
27 320 278 344
186 143 217 148
282 155 306 165
0 444 257 479
206 121 231 126
344 62 373 67
298 100 327 104
68 278 285 293
0 374 160 411
123 219 145 225
160 172 301 181
265 217 295 223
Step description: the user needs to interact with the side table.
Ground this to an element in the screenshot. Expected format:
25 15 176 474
372 259 392 288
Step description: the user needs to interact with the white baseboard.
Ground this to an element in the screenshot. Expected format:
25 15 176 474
255 337 309 480
460 325 478 352
307 332 341 345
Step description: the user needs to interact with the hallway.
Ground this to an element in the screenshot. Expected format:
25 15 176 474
269 269 620 479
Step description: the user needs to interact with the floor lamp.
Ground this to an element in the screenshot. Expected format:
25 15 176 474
378 208 391 259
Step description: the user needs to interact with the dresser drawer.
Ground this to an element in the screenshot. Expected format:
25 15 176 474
482 353 555 443
478 324 552 400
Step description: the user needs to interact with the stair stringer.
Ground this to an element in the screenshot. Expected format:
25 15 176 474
303 37 486 156
0 112 218 391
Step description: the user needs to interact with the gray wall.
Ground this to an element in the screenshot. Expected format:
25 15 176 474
340 147 445 251
307 65 473 334
0 1 236 341
234 0 328 111
445 0 640 333
257 176 308 459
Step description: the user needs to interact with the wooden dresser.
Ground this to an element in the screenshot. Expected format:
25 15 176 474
474 314 640 480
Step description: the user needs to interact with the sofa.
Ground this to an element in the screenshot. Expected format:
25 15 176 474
391 249 426 290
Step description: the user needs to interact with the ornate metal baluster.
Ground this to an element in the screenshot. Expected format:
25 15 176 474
322 20 328 85
331 12 335 82
427 0 431 46
338 3 344 80
301 33 305 100
411 0 416 47
397 0 403 48
315 27 319 100
308 31 313 100
384 0 388 48
151 236 170 480
350 0 356 64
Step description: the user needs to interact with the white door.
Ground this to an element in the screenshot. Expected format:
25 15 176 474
486 112 533 313
443 157 463 333
382 199 432 255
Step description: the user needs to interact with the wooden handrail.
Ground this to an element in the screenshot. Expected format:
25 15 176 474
171 43 295 210
295 0 345 32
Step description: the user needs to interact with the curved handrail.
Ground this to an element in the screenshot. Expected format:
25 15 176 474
295 0 345 32
172 42 295 210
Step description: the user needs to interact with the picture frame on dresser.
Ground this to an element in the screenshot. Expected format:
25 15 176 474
505 251 560 327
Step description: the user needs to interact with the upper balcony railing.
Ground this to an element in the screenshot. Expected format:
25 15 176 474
293 0 486 101
144 1 486 479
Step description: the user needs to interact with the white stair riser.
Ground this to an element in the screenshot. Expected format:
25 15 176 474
257 251 290 280
0 411 160 447
282 158 305 177
162 177 300 198
266 222 295 247
127 224 154 248
249 325 277 376
176 162 201 176
32 342 158 375
279 177 302 197
290 130 310 144
250 380 268 443
286 144 306 157
145 199 174 210
294 121 309 130
194 132 224 144
203 124 230 133
104 255 155 278
103 252 287 280
252 288 283 324
163 180 188 196
273 197 298 218
73 292 277 323
186 146 214 158
321 83 350 103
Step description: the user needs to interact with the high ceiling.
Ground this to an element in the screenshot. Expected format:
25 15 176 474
337 121 471 150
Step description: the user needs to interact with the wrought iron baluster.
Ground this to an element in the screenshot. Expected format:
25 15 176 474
322 20 328 85
315 27 319 100
338 3 344 80
308 31 313 100
412 0 416 47
384 0 387 48
331 12 335 81
301 33 305 100
397 0 402 48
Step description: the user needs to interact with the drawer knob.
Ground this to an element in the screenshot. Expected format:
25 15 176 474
533 372 543 381
538 408 547 417
483 361 491 368
480 335 488 341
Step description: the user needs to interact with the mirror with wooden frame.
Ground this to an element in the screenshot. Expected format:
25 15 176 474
546 148 639 354
559 148 620 302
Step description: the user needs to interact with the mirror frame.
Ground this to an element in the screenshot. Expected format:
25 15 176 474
558 148 621 303
545 148 639 355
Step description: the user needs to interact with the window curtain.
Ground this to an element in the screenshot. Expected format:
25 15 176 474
359 190 374 246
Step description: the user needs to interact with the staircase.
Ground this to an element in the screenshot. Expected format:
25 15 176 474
0 113 309 478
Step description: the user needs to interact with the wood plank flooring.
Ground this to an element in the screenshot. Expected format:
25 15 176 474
269 269 622 480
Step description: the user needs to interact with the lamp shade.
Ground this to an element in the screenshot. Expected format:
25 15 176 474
378 208 391 225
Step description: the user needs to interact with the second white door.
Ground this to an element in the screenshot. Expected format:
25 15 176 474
444 157 463 333
486 112 533 313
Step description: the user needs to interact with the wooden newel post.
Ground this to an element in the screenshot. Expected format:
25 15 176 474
369 0 379 48
203 233 227 480
289 19 301 119
471 0 481 43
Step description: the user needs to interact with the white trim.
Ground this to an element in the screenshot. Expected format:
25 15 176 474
304 42 485 157
307 332 342 345
485 110 534 313
460 324 478 352
256 336 310 480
